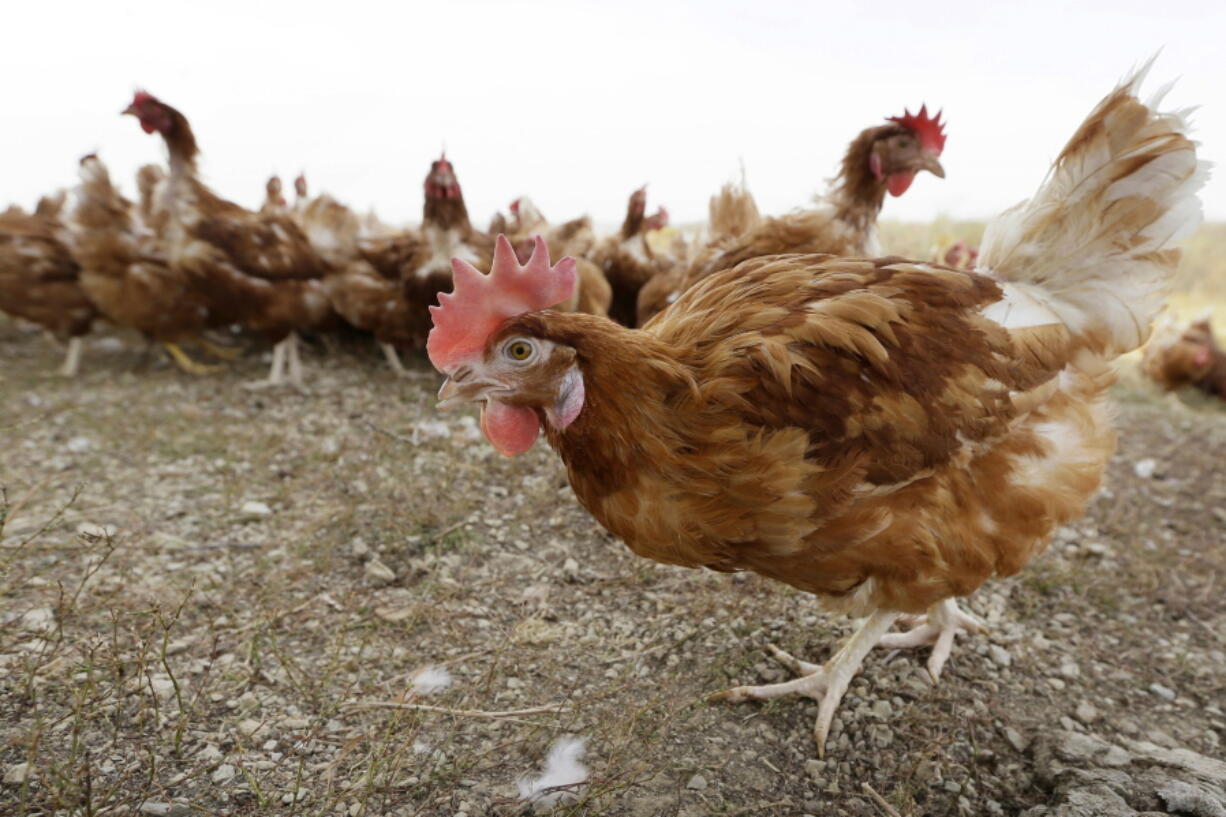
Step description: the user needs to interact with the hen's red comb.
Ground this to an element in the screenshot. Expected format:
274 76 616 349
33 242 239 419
131 90 158 107
887 105 946 155
427 234 577 373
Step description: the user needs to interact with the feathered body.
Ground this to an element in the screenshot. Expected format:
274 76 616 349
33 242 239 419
70 155 213 342
0 197 96 341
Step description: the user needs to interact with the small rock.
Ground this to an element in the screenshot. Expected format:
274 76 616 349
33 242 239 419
364 558 396 586
1074 701 1099 724
77 522 116 538
1149 682 1177 701
1133 458 1159 479
240 500 272 518
562 557 581 581
1156 780 1226 817
3 762 30 785
66 436 92 453
686 773 707 791
868 724 894 748
237 718 267 738
804 759 827 781
988 645 1012 668
1048 677 1067 691
212 764 236 783
20 607 56 634
350 539 370 558
1059 660 1080 679
1003 727 1030 753
139 803 172 816
198 744 223 762
871 699 893 719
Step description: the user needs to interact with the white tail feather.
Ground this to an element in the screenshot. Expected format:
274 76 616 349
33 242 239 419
978 60 1208 357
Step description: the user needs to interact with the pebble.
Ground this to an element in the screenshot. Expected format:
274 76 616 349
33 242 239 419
686 773 707 791
20 607 56 634
868 724 894 748
3 762 30 785
1133 458 1159 479
364 558 396 585
240 500 272 518
1074 701 1099 724
562 557 581 580
1059 660 1081 679
66 436 92 453
804 759 827 781
988 645 1012 668
212 764 236 783
1149 683 1177 701
1047 677 1067 691
870 699 893 719
1003 727 1030 753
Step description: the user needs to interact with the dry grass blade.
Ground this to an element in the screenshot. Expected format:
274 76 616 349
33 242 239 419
862 782 905 817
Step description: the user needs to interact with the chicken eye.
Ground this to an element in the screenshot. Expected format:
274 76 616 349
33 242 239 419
505 340 535 361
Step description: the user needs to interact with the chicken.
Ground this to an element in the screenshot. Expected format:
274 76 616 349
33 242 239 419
427 66 1204 755
70 154 228 374
501 197 611 318
261 175 288 216
0 194 97 375
636 107 948 325
123 91 335 388
594 187 673 326
401 153 493 331
1142 316 1226 400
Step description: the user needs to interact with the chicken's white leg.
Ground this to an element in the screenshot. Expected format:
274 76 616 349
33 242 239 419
878 598 985 682
58 337 83 377
244 340 287 389
381 342 408 376
712 611 898 757
285 332 305 389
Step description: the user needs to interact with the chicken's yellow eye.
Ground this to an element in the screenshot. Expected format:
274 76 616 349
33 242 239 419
506 340 534 361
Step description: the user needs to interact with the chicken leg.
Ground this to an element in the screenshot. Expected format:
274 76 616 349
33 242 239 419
711 611 898 757
244 338 288 390
58 337 83 377
381 342 408 377
285 332 305 389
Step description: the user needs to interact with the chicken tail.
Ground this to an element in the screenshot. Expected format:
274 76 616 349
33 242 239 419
977 58 1208 357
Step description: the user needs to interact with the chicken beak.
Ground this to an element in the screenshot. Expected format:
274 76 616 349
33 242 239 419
916 152 946 179
436 376 497 410
121 104 138 117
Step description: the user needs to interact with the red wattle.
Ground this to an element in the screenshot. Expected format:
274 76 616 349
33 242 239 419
886 171 916 197
480 399 540 456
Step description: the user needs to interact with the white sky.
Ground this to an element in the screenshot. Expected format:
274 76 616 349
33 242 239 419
4 1 1223 229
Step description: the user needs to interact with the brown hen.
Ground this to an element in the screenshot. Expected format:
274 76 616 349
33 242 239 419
428 66 1205 755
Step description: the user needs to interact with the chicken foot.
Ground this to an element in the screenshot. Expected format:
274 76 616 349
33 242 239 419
711 611 898 757
164 342 222 375
878 598 985 682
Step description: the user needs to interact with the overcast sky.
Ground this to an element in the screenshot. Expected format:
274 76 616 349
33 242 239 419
4 1 1222 230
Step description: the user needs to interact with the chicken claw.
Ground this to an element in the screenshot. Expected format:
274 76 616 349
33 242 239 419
711 611 898 757
164 343 222 376
878 598 985 682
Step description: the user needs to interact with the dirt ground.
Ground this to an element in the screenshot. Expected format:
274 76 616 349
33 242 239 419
1 322 1224 817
